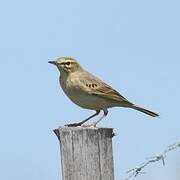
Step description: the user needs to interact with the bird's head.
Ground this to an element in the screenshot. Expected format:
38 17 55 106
48 57 82 75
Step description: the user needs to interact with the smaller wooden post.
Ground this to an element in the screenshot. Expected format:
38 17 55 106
54 127 115 180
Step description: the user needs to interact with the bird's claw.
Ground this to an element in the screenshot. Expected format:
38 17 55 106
64 122 97 128
64 122 82 127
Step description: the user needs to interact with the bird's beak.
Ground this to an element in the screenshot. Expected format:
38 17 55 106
48 61 57 65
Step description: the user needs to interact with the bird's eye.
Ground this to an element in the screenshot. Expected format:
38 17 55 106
66 62 71 66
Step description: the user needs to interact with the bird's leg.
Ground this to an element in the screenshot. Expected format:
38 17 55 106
65 110 100 127
89 109 108 127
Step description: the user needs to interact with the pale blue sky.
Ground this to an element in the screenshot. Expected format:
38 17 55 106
0 0 180 180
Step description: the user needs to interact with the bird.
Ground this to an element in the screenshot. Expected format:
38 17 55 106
48 57 159 127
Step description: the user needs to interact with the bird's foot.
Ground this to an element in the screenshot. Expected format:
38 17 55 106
64 122 83 127
64 122 98 128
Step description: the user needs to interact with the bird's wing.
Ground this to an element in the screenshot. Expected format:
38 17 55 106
79 71 133 105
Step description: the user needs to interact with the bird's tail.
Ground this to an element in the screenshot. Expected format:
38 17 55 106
131 105 159 117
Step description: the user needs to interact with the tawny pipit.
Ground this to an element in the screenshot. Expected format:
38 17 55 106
49 57 159 127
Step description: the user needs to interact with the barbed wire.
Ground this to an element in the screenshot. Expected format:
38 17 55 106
123 141 180 180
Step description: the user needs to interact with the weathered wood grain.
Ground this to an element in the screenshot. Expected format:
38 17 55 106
54 127 114 180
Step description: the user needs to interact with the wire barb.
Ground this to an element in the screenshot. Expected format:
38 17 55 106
123 141 180 180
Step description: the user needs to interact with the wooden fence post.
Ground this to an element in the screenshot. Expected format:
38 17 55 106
54 127 115 180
